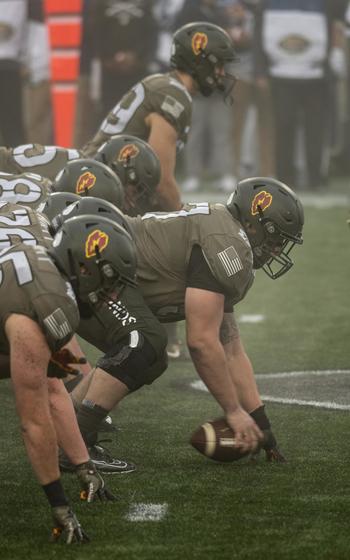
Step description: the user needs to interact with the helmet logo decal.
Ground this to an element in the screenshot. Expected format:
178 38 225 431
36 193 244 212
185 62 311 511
76 172 96 194
192 32 208 55
85 229 109 258
118 144 140 162
251 191 273 216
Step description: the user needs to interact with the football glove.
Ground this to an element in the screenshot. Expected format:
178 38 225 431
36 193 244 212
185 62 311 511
50 505 89 544
76 460 117 502
250 429 287 463
48 348 87 379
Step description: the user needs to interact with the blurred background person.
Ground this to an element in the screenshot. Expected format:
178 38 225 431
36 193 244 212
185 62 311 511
255 0 346 191
225 0 275 179
0 0 51 147
75 0 159 148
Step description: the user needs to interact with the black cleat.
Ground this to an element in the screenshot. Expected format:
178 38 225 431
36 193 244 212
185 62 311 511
88 442 136 474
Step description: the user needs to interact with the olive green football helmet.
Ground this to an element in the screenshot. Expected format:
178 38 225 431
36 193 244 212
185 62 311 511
170 21 238 98
52 159 124 208
226 177 304 279
95 135 161 216
51 195 132 238
42 192 81 222
51 214 136 305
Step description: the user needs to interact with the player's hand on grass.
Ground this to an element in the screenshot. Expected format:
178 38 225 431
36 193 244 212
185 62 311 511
76 461 117 502
51 505 89 544
226 408 263 453
48 348 87 378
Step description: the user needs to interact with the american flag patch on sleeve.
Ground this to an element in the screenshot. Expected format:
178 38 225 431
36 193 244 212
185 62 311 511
217 246 243 276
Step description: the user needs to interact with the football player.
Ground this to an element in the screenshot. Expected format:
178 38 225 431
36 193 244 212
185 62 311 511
0 214 135 542
82 22 238 360
0 143 82 180
43 195 168 473
0 170 52 212
69 177 304 461
94 134 161 216
82 21 238 212
51 158 125 209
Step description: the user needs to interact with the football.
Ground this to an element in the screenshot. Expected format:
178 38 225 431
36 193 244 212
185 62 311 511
190 417 251 462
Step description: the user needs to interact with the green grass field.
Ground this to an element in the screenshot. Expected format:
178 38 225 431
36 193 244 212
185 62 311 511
1 184 350 559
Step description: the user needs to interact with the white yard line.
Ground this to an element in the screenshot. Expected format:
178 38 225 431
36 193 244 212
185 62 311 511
126 503 168 522
238 314 265 323
190 370 350 410
260 395 350 411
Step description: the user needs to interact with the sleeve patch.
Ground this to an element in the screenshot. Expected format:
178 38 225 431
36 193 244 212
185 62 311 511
161 96 185 119
217 246 243 277
43 308 73 340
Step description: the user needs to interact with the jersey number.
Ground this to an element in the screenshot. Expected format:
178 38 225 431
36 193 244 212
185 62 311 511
0 250 33 286
101 83 145 135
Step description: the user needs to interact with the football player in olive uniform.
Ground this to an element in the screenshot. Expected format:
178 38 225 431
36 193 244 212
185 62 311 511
0 214 134 542
83 22 238 361
94 134 161 216
46 195 168 472
0 171 52 212
83 22 238 212
1 194 168 474
70 177 304 461
0 143 82 180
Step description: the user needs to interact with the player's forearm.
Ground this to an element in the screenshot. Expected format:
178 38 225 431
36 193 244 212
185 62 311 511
188 338 242 414
156 177 182 211
48 378 90 465
16 398 61 484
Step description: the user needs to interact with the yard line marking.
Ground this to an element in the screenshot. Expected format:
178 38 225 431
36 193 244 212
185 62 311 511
190 370 350 411
126 503 168 522
257 370 350 379
238 314 265 323
260 395 350 411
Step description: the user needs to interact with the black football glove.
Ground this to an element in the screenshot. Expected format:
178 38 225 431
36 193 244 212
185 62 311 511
76 460 117 502
250 429 287 463
50 505 90 544
48 348 87 379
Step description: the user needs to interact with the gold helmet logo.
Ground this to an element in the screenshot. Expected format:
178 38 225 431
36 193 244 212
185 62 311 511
251 191 273 216
192 32 208 55
118 144 140 162
85 229 109 258
76 171 96 194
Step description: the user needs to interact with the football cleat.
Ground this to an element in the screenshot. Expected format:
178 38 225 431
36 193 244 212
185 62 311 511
88 442 136 474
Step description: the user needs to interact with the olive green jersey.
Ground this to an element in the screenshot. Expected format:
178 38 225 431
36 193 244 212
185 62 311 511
83 72 192 157
126 203 254 322
0 201 52 251
0 143 82 180
0 243 79 353
0 171 52 212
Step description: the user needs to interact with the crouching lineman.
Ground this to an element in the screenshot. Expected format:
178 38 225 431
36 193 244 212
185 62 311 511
0 213 136 542
43 194 169 473
69 177 304 461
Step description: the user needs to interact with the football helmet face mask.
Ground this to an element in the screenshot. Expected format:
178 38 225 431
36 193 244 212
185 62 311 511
51 214 137 306
52 159 124 209
51 196 133 238
226 177 304 279
170 22 238 99
95 135 161 216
